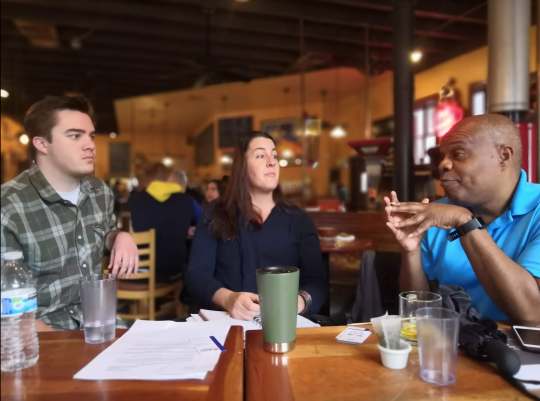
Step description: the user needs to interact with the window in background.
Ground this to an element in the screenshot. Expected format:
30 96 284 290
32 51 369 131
472 91 487 115
218 116 253 148
470 81 487 116
413 95 438 165
195 123 215 167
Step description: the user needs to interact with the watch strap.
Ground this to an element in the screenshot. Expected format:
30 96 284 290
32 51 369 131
298 290 312 314
447 217 486 242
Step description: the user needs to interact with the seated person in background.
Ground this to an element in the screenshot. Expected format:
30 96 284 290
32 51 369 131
186 131 327 319
128 163 202 283
1 96 138 331
172 170 204 206
204 179 225 206
221 174 230 188
385 114 540 326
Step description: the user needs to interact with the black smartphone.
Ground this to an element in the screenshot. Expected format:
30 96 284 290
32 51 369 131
512 326 540 354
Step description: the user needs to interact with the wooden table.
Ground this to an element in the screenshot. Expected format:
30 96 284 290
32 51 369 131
1 326 244 401
319 238 373 316
245 326 536 401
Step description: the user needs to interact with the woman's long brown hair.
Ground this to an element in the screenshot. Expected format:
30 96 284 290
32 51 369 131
211 131 295 240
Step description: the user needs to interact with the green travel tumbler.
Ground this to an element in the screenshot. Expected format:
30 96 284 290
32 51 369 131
256 266 299 353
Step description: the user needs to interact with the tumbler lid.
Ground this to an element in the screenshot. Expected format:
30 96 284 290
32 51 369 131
256 266 299 274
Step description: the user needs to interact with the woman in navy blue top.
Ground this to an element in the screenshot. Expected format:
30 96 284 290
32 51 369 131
186 132 327 319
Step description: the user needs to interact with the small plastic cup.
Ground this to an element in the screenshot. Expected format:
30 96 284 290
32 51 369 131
416 307 460 386
377 340 413 370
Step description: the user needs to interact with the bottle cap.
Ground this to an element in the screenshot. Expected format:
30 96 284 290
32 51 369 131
3 251 24 261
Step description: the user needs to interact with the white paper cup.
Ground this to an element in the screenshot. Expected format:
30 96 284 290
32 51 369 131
377 340 413 370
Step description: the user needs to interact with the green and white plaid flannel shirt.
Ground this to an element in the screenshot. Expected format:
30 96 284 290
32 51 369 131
1 164 126 330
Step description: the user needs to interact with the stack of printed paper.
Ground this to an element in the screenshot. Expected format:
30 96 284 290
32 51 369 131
74 320 229 381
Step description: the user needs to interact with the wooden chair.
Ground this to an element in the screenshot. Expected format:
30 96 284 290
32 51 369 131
106 229 184 321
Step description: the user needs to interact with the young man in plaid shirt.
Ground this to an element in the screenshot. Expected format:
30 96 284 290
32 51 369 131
1 96 139 331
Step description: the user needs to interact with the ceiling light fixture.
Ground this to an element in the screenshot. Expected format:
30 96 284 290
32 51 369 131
411 51 423 63
330 125 346 138
220 155 233 164
331 69 347 139
19 134 29 145
1 89 9 98
282 149 294 158
162 157 174 167
279 159 288 167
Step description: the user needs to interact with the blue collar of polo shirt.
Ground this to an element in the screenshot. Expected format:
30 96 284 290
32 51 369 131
487 170 540 231
509 170 540 217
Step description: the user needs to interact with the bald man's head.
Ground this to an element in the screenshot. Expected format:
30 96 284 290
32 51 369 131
438 114 523 206
448 114 522 168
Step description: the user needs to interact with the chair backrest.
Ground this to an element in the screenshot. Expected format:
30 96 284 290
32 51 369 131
349 250 401 323
125 229 156 283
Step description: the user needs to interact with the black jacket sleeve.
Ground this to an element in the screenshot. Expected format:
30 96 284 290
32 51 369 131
297 212 328 313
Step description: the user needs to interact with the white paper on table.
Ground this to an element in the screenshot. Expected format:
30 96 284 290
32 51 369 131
73 320 230 381
191 314 204 322
198 309 320 334
514 364 540 391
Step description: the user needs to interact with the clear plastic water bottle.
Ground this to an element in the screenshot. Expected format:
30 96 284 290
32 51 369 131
1 251 39 372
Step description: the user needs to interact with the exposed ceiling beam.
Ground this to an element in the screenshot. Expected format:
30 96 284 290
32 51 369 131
0 41 296 70
308 0 487 25
0 13 300 66
0 2 423 60
2 72 193 97
1 57 187 78
1 71 189 90
155 0 484 40
0 36 289 74
1 81 180 106
0 51 283 79
2 0 484 42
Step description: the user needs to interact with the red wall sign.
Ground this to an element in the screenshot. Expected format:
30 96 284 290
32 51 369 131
435 101 464 138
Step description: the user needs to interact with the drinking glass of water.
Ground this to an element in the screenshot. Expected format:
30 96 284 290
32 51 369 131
79 273 118 344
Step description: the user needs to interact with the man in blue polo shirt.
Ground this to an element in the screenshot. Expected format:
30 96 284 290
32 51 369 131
385 114 540 326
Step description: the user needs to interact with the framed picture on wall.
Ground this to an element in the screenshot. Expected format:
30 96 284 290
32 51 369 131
260 118 318 167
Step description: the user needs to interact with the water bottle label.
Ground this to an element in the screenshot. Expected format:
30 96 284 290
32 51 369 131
1 292 37 316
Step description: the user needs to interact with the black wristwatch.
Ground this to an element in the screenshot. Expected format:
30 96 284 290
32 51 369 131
447 217 486 242
298 290 312 313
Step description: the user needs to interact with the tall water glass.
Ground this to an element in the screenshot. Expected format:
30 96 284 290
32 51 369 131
79 274 118 344
399 291 442 344
416 307 460 386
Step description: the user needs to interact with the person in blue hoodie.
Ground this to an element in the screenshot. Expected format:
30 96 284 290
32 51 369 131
128 163 202 283
385 114 540 326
